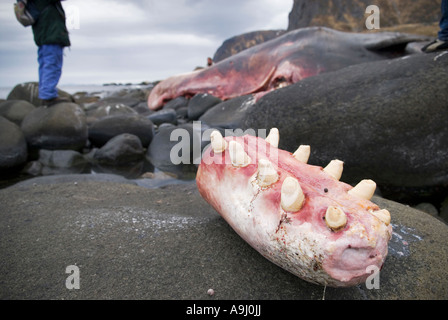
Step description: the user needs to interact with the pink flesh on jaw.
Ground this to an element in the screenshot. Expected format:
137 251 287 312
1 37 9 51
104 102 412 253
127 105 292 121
196 131 392 287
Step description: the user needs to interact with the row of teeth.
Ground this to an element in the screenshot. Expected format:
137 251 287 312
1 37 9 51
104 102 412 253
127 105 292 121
209 129 391 231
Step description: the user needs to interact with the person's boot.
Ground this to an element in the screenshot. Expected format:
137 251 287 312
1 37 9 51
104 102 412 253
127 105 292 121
41 97 71 107
421 39 448 53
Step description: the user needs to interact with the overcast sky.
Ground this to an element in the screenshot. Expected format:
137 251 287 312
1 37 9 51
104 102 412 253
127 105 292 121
0 0 292 89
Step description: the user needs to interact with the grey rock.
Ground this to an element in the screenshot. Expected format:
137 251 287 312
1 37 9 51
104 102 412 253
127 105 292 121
187 93 222 120
0 181 447 299
0 116 28 169
213 30 286 62
88 114 154 148
37 149 88 176
7 82 73 107
440 197 448 223
20 103 88 152
94 133 144 165
146 123 205 178
199 94 256 130
413 202 439 218
0 100 36 125
86 103 137 120
38 149 87 168
147 108 177 126
164 96 189 110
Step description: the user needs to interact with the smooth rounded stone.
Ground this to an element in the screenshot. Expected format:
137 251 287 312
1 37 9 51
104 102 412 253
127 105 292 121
0 181 447 299
88 114 154 148
7 82 73 106
440 197 448 223
20 103 88 152
146 123 206 178
93 133 144 165
96 97 141 108
38 149 87 168
187 93 222 120
413 202 439 218
86 103 137 120
164 96 189 111
35 149 88 176
146 108 177 126
0 100 36 125
199 94 256 129
0 116 28 169
213 30 286 62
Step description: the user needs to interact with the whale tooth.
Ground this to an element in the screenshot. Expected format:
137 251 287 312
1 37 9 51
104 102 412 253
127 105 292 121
210 130 227 153
348 179 376 200
370 209 391 226
281 177 305 212
228 141 251 167
265 128 279 148
257 159 279 187
325 206 347 231
293 145 311 163
323 160 344 180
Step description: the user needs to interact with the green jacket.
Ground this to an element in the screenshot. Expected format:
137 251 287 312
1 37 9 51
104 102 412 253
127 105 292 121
31 0 70 47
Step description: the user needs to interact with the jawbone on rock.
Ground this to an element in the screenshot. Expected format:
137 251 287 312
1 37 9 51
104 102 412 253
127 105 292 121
196 129 392 287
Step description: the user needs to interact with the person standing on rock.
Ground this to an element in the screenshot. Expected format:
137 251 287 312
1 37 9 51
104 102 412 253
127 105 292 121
422 0 448 52
30 0 71 106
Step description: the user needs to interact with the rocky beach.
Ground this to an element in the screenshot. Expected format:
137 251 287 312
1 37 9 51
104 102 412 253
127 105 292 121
1 0 448 301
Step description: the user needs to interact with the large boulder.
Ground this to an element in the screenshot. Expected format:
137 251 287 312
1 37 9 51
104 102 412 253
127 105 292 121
0 100 36 125
88 114 154 148
146 123 206 177
93 133 145 165
213 30 286 62
20 103 88 152
0 116 28 169
7 82 74 107
241 52 448 200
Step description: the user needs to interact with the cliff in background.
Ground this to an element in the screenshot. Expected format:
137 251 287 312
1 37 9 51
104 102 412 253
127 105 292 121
288 0 441 33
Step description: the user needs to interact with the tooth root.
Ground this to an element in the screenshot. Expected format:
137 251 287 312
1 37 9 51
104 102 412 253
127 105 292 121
293 145 310 163
325 206 347 231
228 141 251 167
210 130 227 153
281 177 305 212
323 160 344 180
348 179 376 200
257 159 279 187
265 128 279 148
370 209 391 226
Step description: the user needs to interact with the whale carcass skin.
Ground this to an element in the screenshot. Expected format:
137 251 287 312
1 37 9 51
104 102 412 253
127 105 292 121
148 27 425 110
196 130 392 287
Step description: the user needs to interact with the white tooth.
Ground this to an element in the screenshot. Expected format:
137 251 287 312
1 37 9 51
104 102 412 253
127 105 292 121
293 145 310 163
228 141 251 167
370 209 391 226
281 177 305 212
348 179 376 200
210 130 227 153
323 160 344 180
257 159 278 187
265 128 279 148
325 206 347 231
